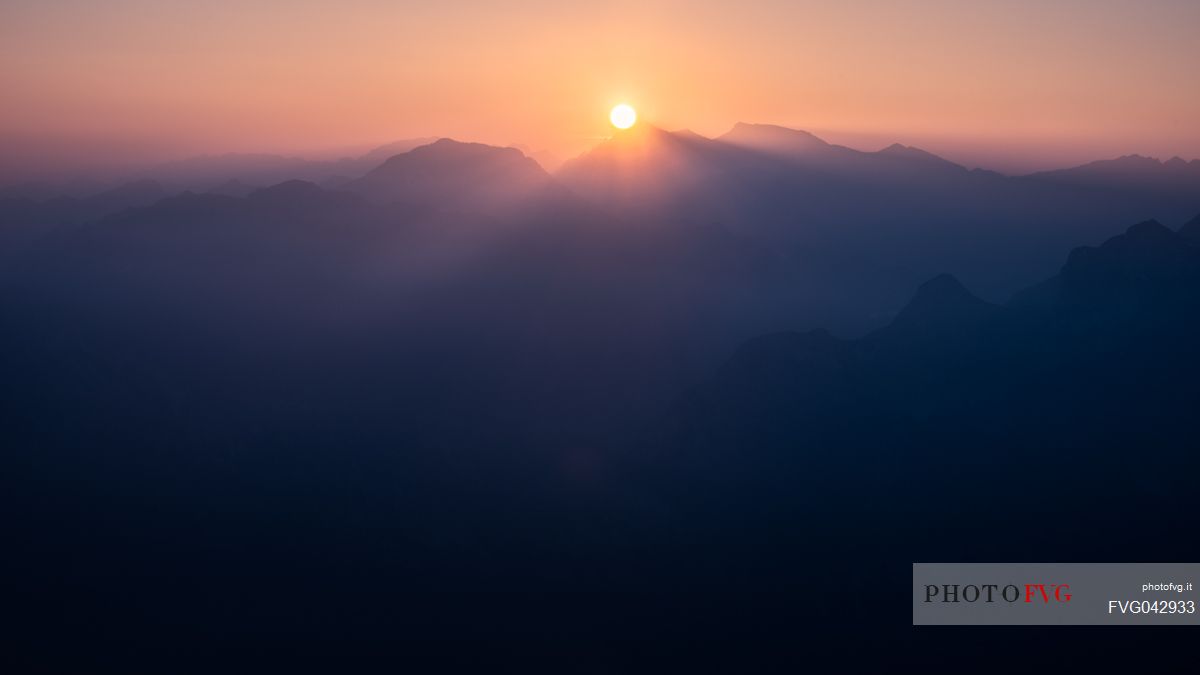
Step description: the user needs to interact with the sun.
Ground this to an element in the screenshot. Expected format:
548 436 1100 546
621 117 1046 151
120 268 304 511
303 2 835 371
610 104 637 130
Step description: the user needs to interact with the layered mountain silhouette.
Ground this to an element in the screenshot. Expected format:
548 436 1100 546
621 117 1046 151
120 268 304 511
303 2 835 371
5 127 1200 348
335 137 441 177
0 138 436 229
205 178 259 198
0 178 168 228
140 137 437 191
1025 153 1200 193
667 215 1200 468
557 125 757 218
719 122 838 156
556 124 1200 322
345 138 555 211
558 123 1200 221
4 119 1200 667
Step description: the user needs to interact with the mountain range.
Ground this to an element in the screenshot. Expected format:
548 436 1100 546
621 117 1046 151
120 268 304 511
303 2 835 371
4 123 1200 668
7 127 1197 337
637 215 1200 606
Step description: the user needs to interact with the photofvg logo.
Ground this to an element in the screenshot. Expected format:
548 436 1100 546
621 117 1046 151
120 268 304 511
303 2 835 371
913 563 1200 625
924 583 1071 604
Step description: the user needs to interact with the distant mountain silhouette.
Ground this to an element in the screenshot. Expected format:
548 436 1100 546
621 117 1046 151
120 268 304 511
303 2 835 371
1058 219 1198 295
0 177 112 201
557 124 1200 331
718 123 969 173
78 178 168 213
246 179 363 209
329 137 439 177
556 124 780 225
2 132 1196 363
0 178 168 227
718 122 837 156
861 272 1006 355
4 114 1200 673
873 142 968 172
508 144 563 172
1011 218 1200 323
1018 154 1200 219
125 138 438 192
205 178 258 198
146 152 329 190
344 138 555 211
1024 153 1200 186
667 215 1200 466
887 273 997 326
4 127 1199 339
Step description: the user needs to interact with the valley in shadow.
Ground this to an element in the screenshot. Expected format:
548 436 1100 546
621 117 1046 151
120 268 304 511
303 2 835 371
3 129 1200 669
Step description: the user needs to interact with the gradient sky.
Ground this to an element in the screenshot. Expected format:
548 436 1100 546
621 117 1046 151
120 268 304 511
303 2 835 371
2 0 1198 177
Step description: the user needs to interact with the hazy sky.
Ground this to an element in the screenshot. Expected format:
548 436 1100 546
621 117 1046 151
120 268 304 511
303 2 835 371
2 0 1198 176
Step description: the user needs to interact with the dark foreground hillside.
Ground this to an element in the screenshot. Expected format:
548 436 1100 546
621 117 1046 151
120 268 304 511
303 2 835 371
4 207 1200 670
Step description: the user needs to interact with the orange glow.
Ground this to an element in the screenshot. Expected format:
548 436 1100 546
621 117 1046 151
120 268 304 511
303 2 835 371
1 1 1198 175
610 105 637 130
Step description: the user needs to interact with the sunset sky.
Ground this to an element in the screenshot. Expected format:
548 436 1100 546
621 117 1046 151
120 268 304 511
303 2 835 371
2 0 1198 176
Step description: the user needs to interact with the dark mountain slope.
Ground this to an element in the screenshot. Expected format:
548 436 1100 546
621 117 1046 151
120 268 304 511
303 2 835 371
1179 211 1200 243
663 216 1200 507
4 141 1200 668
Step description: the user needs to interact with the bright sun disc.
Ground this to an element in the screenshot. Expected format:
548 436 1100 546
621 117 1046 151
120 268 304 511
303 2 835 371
610 104 637 129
